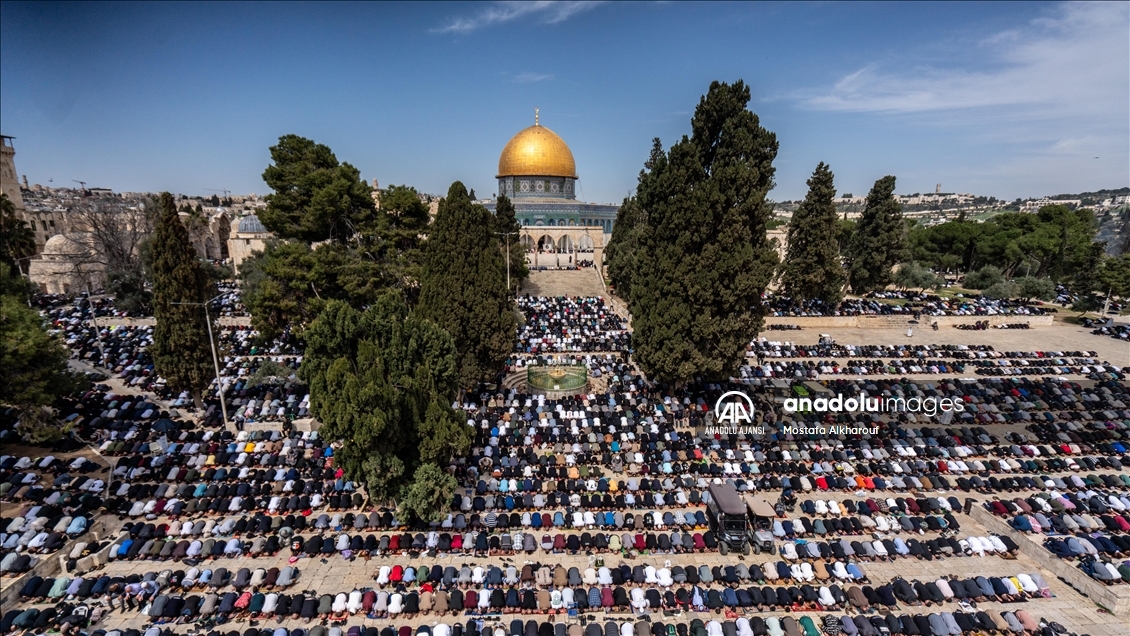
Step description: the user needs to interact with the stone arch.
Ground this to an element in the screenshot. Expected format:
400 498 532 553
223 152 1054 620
577 234 595 252
557 235 575 253
537 235 556 252
519 234 535 252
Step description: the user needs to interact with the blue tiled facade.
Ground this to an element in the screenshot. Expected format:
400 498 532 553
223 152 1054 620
487 176 618 233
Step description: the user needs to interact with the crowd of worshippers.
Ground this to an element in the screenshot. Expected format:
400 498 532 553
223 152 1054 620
12 558 1052 623
212 284 248 318
762 293 1054 318
740 342 1122 379
736 357 1121 379
754 376 1130 426
216 327 302 359
93 436 360 519
981 490 1130 584
515 297 630 353
0 452 103 576
1022 419 1130 456
1081 319 1130 342
745 342 1091 362
0 605 1065 636
455 379 1130 484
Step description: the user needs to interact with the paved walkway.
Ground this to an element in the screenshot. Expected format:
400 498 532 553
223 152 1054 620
522 270 607 299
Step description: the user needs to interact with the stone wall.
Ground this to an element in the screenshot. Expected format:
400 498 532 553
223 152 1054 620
764 314 1055 329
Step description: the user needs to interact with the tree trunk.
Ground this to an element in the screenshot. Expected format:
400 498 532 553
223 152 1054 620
192 389 204 411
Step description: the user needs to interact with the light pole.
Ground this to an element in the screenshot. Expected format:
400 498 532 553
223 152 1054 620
171 293 230 430
495 231 518 294
84 284 107 368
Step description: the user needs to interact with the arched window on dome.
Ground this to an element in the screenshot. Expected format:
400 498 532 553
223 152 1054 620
568 219 576 226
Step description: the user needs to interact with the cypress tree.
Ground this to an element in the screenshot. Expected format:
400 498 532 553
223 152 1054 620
493 193 528 292
419 182 517 387
299 293 468 503
151 192 215 407
780 162 844 305
605 195 645 299
845 176 907 293
630 81 779 383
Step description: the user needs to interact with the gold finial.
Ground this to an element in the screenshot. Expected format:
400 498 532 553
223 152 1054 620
535 107 539 126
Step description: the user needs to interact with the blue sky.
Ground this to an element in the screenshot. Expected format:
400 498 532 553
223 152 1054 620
1 1 1126 203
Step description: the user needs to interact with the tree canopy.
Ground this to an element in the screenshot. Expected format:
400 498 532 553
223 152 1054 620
628 80 779 383
894 262 939 291
240 240 392 341
418 181 516 388
493 194 529 293
605 193 646 299
260 135 377 244
151 193 215 405
845 176 907 294
909 206 1101 284
1 291 78 412
299 293 470 504
780 162 844 304
1 195 35 277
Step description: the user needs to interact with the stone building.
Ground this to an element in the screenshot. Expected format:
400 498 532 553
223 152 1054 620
27 233 105 294
227 214 271 273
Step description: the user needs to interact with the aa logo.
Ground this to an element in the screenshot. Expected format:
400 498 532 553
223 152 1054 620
714 391 755 425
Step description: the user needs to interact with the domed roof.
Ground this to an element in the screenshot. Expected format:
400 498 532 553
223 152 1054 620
43 233 87 255
497 117 577 179
237 214 267 234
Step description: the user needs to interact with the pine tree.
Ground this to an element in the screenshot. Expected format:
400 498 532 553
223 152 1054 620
630 81 779 383
493 194 529 292
780 162 844 305
845 176 907 294
418 182 517 387
151 192 215 407
260 134 377 244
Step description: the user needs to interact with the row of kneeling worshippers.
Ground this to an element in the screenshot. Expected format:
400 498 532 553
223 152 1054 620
1 609 1053 636
368 561 874 589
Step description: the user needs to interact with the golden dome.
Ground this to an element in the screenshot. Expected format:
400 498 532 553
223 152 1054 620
497 120 577 179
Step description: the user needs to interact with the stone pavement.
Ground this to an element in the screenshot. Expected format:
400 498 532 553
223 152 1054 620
522 270 606 299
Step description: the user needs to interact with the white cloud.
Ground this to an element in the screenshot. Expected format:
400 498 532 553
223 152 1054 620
511 72 555 83
793 2 1128 198
801 2 1127 121
431 1 604 34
